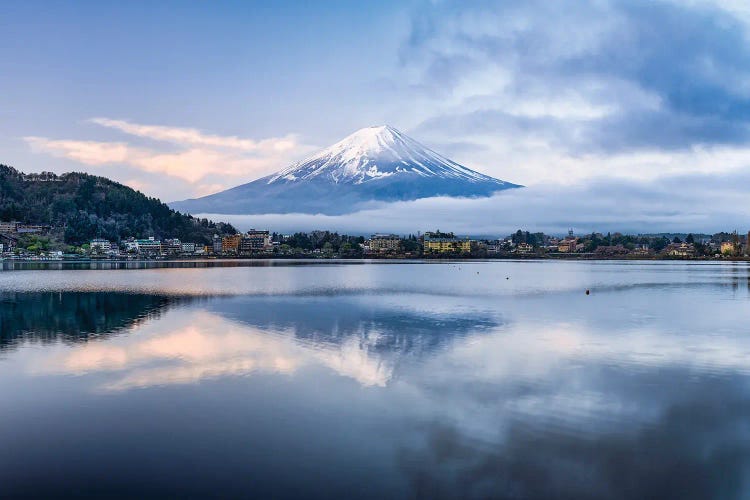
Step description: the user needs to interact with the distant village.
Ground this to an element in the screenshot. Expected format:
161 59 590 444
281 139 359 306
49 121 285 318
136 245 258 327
1 219 750 261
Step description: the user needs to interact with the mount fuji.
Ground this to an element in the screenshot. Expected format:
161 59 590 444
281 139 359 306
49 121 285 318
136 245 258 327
170 125 521 215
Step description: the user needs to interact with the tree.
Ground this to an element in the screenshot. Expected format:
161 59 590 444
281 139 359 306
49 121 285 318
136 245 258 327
0 164 236 246
685 233 695 244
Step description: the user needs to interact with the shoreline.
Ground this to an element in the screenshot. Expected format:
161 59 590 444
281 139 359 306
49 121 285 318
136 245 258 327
3 254 750 268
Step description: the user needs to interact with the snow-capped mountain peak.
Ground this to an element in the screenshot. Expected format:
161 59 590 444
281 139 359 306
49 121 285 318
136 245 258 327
170 125 521 216
268 125 500 185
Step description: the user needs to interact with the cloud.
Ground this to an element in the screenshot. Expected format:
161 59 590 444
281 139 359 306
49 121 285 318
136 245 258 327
19 0 750 225
399 0 750 171
206 169 750 235
37 309 397 390
23 119 315 200
25 136 131 165
89 118 299 153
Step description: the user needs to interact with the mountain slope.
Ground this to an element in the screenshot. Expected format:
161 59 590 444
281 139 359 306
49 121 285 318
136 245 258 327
0 165 236 245
171 125 521 215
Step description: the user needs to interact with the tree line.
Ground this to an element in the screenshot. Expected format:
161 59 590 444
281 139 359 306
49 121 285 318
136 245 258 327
0 165 236 245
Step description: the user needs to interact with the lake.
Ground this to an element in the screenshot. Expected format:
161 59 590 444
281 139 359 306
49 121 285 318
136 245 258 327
2 260 750 499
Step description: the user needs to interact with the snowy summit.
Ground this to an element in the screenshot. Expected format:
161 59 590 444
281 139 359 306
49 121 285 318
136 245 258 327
171 125 521 215
269 125 501 186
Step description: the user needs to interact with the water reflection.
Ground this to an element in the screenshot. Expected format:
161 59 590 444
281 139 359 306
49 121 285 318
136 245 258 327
4 262 750 498
15 292 499 390
0 291 178 352
399 375 750 500
211 295 499 360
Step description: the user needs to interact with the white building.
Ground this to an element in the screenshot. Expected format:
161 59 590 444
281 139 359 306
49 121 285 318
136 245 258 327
90 238 112 252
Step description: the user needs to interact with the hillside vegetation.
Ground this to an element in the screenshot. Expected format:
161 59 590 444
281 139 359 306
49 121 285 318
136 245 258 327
0 165 236 245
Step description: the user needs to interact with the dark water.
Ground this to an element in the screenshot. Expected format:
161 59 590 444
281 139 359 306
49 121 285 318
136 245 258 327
2 260 750 499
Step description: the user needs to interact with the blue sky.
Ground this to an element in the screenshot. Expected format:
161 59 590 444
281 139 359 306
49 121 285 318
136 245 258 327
4 0 750 232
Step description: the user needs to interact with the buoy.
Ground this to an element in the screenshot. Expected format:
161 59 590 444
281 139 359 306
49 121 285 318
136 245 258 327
585 289 590 295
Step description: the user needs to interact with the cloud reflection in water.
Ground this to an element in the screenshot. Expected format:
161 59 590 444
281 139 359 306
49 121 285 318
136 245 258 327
31 295 499 391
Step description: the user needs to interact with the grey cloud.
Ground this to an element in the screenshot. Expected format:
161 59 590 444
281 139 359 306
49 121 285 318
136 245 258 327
403 0 750 153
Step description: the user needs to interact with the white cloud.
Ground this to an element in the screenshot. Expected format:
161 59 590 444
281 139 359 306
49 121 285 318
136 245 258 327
24 119 316 199
89 117 299 153
204 169 750 235
25 136 131 165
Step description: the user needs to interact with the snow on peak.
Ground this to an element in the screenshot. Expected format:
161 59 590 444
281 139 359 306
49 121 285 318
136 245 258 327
268 125 503 186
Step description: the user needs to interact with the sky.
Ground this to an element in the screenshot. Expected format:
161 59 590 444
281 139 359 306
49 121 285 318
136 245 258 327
4 0 750 234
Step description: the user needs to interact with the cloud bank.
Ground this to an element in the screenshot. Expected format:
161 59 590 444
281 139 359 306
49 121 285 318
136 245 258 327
208 170 750 236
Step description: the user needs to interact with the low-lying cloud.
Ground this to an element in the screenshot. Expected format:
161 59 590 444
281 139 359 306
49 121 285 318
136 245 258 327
204 171 750 236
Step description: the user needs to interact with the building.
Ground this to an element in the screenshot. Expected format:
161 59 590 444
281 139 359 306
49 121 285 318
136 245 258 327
124 239 138 252
0 221 18 233
17 224 48 234
162 239 182 254
557 239 577 252
423 231 472 253
212 235 222 254
181 242 196 254
486 240 505 254
370 234 401 253
557 234 578 253
90 238 112 252
222 234 242 254
239 229 271 254
631 244 651 257
721 241 737 255
135 237 162 254
665 242 696 257
556 229 579 253
515 242 534 254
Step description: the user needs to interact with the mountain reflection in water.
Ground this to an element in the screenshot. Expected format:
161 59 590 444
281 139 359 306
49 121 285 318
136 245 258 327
7 291 499 390
3 262 750 499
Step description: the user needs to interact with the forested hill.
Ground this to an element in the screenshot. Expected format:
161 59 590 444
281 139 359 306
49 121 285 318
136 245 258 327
0 164 236 245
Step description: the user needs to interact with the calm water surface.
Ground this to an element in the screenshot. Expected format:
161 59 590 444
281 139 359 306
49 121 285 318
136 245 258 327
2 260 750 499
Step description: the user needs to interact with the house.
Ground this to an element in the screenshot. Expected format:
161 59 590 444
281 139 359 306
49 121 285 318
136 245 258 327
721 241 737 255
664 242 696 257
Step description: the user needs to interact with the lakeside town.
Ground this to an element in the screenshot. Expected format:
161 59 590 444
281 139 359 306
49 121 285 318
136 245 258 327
2 220 750 261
